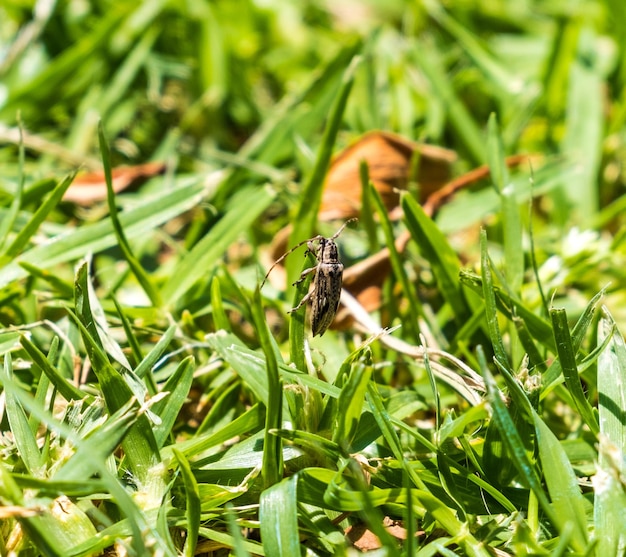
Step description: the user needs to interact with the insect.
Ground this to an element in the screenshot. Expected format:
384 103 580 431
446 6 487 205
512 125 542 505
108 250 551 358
262 219 357 336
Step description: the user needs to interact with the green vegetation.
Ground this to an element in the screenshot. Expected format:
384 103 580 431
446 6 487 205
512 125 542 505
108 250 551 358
1 1 626 555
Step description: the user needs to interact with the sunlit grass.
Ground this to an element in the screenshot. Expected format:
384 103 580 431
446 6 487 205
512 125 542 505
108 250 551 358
1 1 626 556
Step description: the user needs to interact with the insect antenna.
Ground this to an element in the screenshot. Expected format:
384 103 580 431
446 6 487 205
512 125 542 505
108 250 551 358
260 236 317 289
329 217 358 240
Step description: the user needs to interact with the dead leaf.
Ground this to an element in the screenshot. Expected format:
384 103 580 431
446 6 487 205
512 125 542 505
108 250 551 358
63 161 166 204
345 522 382 551
345 516 422 551
422 153 532 217
319 130 456 221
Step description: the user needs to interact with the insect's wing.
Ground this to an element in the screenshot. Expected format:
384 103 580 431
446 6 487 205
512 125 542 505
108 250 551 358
311 265 343 336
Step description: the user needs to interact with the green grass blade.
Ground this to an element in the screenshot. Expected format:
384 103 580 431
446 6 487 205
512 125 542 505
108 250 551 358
436 159 577 234
414 490 491 557
70 316 161 480
205 331 271 406
156 498 177 557
332 360 371 451
173 449 201 557
162 185 275 304
167 404 265 461
487 114 523 296
460 270 556 352
480 230 509 366
134 323 177 380
53 401 138 481
411 40 486 165
1 10 128 112
426 4 519 94
288 250 316 370
210 277 231 332
550 307 599 435
4 170 77 258
78 260 134 371
533 415 588 552
197 527 263 557
197 382 241 436
593 463 626 557
0 331 21 355
482 418 515 487
0 463 70 557
371 186 420 339
337 461 402 557
151 356 194 449
366 383 428 490
561 28 604 220
477 348 555 521
492 358 588 553
98 26 159 116
259 476 300 557
0 363 161 556
19 335 86 402
18 261 74 298
251 287 283 487
211 42 360 201
99 122 161 307
542 18 578 127
513 316 548 374
73 263 162 486
403 194 473 325
0 177 210 288
1 354 42 475
359 161 378 252
135 325 178 377
595 308 626 554
286 55 361 287
225 504 252 557
0 122 25 253
274 428 342 462
111 295 144 367
597 308 626 455
571 288 605 352
367 384 503 549
29 336 56 434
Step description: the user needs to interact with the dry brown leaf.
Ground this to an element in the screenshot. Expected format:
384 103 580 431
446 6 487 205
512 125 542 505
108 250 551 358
422 153 532 217
63 161 166 204
319 130 456 221
345 516 422 551
345 522 382 551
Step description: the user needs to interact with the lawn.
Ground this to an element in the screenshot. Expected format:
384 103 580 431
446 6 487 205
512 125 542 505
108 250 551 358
1 1 625 556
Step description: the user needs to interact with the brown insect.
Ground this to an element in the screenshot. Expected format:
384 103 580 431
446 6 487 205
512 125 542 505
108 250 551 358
262 219 357 336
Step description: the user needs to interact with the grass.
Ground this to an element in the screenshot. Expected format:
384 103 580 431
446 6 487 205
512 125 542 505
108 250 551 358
1 1 626 556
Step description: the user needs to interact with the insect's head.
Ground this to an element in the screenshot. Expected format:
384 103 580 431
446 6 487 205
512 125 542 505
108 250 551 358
317 237 339 261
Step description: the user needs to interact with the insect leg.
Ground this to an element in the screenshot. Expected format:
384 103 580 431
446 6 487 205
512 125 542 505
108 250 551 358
289 289 313 312
293 265 318 286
